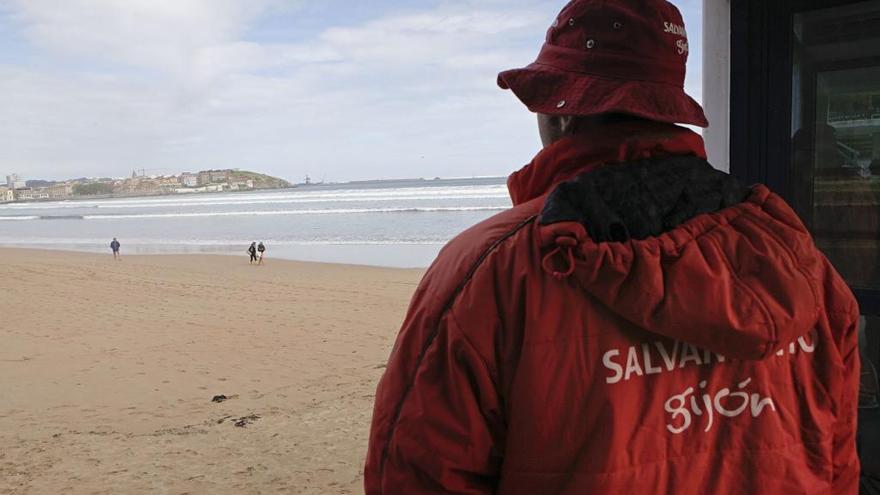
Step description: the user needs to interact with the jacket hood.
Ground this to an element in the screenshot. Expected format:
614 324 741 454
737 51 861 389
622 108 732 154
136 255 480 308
508 120 707 205
537 155 823 361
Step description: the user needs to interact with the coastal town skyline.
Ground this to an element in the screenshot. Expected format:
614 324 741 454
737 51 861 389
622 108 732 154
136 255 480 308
0 166 508 203
0 168 291 203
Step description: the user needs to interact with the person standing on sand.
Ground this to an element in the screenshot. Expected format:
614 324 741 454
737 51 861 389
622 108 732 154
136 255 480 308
110 237 121 261
257 242 266 265
365 1 860 494
248 242 258 264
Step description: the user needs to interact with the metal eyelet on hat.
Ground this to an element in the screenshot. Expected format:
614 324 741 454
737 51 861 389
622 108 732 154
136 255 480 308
586 39 596 49
613 21 623 30
568 18 575 27
557 100 567 109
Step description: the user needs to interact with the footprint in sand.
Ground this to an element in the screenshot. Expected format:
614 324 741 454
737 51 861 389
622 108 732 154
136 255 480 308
233 414 260 427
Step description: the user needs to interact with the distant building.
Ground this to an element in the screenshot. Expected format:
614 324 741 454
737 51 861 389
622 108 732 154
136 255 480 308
156 176 181 189
134 179 159 194
6 174 25 190
44 184 73 199
181 173 198 187
195 169 232 185
228 180 256 191
197 171 212 186
4 189 13 202
210 170 230 182
124 177 140 193
15 188 49 201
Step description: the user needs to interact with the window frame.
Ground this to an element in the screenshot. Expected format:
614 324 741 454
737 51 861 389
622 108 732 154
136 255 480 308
729 0 880 314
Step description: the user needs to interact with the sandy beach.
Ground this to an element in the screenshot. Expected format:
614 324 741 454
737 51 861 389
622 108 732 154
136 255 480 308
0 249 423 494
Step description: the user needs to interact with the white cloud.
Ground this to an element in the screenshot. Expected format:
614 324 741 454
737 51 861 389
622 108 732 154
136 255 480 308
7 0 308 86
0 1 703 182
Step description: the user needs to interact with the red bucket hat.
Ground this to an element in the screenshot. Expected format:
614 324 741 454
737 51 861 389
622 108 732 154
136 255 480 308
498 0 708 127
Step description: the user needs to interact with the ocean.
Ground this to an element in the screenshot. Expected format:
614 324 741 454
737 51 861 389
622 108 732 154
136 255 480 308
0 178 512 268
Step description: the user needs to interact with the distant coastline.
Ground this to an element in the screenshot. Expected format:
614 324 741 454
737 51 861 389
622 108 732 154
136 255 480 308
1 172 508 204
292 176 507 190
10 186 305 205
0 177 511 267
1 169 292 204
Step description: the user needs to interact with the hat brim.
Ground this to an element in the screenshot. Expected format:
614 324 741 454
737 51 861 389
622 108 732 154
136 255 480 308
498 63 708 128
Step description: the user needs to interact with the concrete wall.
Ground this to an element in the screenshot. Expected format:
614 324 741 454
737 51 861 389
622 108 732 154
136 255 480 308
702 0 731 172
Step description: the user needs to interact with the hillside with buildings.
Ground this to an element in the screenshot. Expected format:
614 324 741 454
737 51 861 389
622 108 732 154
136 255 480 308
0 170 292 203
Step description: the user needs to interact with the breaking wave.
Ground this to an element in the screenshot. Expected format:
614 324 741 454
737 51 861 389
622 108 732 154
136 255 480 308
81 206 508 220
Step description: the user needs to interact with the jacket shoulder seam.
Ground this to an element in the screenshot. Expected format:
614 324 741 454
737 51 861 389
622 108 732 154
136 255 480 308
741 210 822 324
706 232 778 355
376 214 537 491
447 302 499 387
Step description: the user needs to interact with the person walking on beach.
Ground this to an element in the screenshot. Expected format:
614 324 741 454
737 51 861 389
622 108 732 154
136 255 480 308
247 242 258 264
257 242 266 265
365 1 860 494
110 237 121 261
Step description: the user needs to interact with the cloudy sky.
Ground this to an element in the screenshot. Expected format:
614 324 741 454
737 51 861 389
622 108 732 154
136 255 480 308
0 0 702 183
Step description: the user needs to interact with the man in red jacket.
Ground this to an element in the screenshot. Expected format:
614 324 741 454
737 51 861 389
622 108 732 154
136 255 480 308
365 0 861 493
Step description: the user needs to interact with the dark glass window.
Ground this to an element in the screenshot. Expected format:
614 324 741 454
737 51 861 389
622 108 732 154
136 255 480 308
791 1 880 290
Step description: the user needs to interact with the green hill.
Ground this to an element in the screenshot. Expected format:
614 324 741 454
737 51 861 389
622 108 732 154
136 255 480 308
226 170 292 189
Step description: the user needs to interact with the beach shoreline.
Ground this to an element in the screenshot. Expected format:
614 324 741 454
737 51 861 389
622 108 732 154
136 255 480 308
0 243 445 269
0 180 508 270
0 249 422 494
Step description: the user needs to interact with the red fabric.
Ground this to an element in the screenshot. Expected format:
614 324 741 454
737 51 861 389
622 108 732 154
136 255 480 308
365 123 860 494
497 0 708 127
507 120 706 205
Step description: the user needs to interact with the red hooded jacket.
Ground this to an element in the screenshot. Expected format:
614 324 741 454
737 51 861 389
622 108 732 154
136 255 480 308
365 122 860 494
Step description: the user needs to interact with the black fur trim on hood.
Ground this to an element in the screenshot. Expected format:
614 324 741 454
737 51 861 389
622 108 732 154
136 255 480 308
539 156 752 242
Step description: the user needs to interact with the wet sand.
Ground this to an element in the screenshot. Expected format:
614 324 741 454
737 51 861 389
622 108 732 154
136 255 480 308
0 249 422 494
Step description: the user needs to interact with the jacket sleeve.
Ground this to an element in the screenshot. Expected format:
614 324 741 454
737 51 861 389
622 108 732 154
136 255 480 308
832 305 861 493
365 308 505 495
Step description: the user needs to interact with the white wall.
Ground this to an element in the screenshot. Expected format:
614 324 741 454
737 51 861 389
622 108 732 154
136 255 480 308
702 0 731 172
